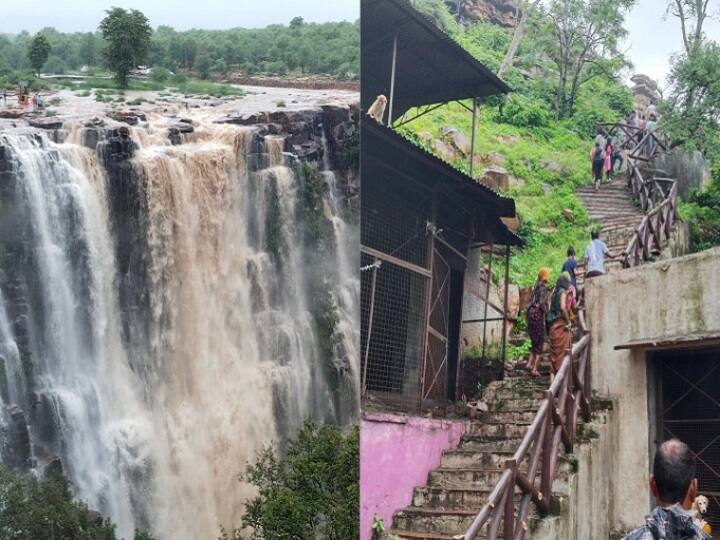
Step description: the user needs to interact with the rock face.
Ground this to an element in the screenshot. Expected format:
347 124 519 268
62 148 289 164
630 73 660 109
444 0 521 27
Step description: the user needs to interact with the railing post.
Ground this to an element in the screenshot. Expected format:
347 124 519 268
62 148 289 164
504 459 517 540
540 391 554 506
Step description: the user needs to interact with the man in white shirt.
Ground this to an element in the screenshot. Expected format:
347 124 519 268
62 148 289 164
584 229 622 278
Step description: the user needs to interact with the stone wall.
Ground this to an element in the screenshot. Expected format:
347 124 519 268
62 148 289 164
585 247 720 533
360 413 467 540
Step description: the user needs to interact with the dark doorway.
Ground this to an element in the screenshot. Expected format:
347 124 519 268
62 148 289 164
654 346 720 536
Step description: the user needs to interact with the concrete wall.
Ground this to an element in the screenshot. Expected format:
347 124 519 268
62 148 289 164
585 247 720 533
527 405 618 540
360 413 467 540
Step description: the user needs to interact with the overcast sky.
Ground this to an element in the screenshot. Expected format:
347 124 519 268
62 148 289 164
623 0 720 87
0 0 359 34
3 0 720 90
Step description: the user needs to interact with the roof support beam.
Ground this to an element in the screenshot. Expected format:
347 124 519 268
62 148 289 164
388 33 398 127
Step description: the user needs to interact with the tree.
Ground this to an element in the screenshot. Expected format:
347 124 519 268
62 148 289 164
99 8 152 88
666 0 713 56
0 465 156 540
540 0 635 119
498 1 527 78
194 50 211 79
664 41 720 158
79 32 98 66
27 33 50 75
229 421 359 540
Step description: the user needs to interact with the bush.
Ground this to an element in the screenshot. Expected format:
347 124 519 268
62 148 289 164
233 421 359 540
0 465 156 540
170 73 187 85
495 95 552 128
150 66 171 82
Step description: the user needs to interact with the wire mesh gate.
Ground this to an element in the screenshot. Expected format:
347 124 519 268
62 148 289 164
656 347 720 536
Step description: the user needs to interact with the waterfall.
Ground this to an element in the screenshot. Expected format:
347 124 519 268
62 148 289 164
0 109 358 539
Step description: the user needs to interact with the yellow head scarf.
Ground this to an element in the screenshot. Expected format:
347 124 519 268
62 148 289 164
538 267 551 282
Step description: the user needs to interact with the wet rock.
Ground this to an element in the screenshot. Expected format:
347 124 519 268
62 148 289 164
28 117 64 130
0 109 25 119
110 109 147 126
3 405 31 469
40 455 63 477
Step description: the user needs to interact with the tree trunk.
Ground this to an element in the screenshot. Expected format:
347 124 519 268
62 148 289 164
497 2 526 79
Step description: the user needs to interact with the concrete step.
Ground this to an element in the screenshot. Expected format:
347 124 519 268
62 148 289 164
441 449 534 469
392 507 478 535
412 485 522 509
464 421 532 441
386 530 463 540
428 467 509 488
457 437 527 454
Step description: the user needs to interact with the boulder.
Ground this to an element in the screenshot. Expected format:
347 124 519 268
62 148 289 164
431 139 458 163
442 126 471 156
562 208 575 222
500 282 520 319
480 165 510 192
484 151 506 166
519 286 533 313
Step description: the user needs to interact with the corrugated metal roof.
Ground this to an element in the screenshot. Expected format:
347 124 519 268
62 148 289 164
363 118 523 246
361 0 511 118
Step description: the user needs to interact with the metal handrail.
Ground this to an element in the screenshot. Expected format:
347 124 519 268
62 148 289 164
463 311 591 540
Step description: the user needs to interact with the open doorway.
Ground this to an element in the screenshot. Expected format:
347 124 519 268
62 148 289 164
651 346 720 536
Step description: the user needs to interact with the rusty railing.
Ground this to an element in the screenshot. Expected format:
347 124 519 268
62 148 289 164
463 311 591 540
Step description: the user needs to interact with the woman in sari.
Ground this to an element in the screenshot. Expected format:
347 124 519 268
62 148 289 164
546 274 572 374
522 267 550 377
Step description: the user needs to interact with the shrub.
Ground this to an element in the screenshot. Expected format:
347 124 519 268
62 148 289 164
150 66 171 82
495 95 552 128
234 421 359 540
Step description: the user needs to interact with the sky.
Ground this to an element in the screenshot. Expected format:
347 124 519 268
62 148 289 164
0 0 359 34
624 0 720 88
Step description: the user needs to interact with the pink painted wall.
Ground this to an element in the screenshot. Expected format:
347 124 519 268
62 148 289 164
360 412 467 540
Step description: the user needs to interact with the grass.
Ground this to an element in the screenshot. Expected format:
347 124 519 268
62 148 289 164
52 76 244 98
399 102 595 287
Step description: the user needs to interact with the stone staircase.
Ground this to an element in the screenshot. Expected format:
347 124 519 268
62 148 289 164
575 177 647 284
386 370 573 540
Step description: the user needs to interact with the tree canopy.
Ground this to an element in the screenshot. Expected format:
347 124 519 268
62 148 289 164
0 465 155 540
99 8 153 88
223 421 359 540
0 18 358 85
27 33 50 75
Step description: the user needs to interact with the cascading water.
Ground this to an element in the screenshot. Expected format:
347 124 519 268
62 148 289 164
0 107 358 539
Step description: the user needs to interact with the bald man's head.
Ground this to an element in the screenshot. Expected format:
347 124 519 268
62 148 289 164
652 439 696 504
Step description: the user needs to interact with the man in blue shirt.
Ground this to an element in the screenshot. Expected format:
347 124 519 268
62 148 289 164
584 229 621 278
561 246 578 288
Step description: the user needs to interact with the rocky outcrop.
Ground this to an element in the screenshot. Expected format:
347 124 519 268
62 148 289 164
444 0 521 27
630 73 660 109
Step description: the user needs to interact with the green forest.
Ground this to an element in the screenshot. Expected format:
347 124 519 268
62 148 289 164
0 15 359 86
403 0 720 287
